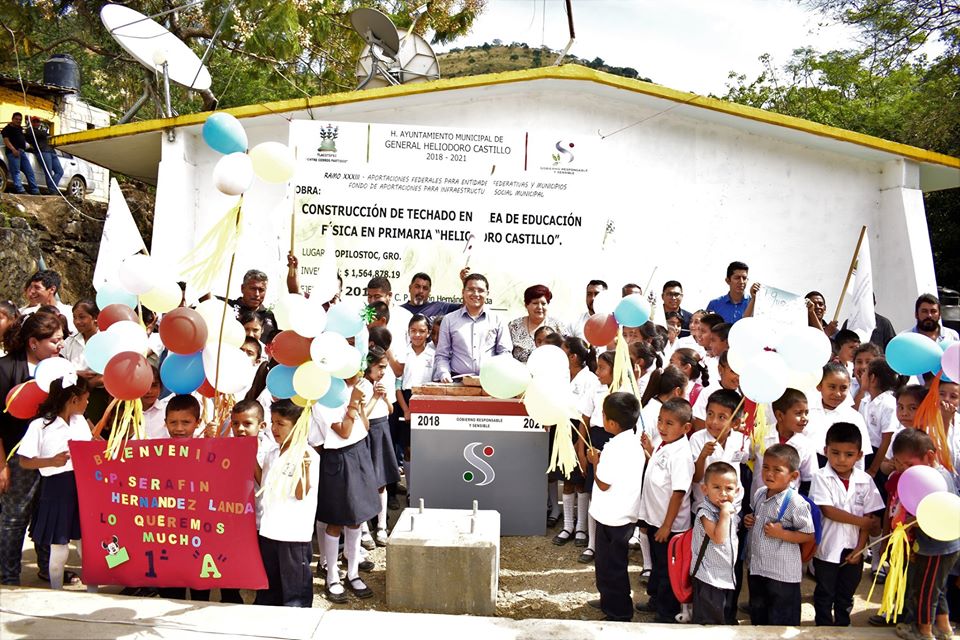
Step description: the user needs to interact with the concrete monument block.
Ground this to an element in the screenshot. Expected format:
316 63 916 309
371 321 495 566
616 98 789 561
386 501 499 616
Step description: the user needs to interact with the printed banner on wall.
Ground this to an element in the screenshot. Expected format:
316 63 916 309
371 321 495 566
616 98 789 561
70 438 266 590
288 121 605 319
753 284 807 327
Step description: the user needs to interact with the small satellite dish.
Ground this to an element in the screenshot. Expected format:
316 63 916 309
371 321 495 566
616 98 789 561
351 7 440 90
101 4 216 122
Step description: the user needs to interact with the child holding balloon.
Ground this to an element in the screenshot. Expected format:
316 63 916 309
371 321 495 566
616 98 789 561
17 373 95 591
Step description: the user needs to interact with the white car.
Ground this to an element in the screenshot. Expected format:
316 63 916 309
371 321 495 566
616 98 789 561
1 149 98 200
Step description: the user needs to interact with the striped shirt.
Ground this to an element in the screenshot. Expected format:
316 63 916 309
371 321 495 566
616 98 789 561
690 499 738 590
748 486 814 583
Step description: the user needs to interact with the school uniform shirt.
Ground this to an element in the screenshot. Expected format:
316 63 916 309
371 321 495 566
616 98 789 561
690 498 738 590
568 310 591 341
804 401 872 469
315 399 367 450
637 397 662 448
570 367 599 403
809 465 884 563
638 437 694 531
254 434 278 529
636 369 653 400
688 429 748 509
588 429 645 526
358 377 390 420
748 486 815 583
401 344 435 389
859 390 897 451
749 430 816 508
20 302 76 334
258 445 320 542
947 416 960 480
387 304 414 354
61 333 90 370
18 414 92 476
580 385 609 428
674 335 705 357
142 397 170 440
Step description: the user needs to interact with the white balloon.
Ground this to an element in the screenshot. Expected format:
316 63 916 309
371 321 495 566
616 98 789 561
331 346 364 379
118 254 156 295
249 141 296 183
727 316 775 355
195 299 232 327
205 317 245 348
140 280 183 313
726 348 752 376
527 345 569 380
740 351 790 403
309 332 350 372
212 152 254 196
290 296 327 338
311 272 341 304
592 290 616 315
202 345 253 394
34 358 78 392
777 326 833 373
107 320 149 356
274 293 308 331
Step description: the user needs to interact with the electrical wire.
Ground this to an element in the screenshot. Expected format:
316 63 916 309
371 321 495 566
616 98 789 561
597 95 702 140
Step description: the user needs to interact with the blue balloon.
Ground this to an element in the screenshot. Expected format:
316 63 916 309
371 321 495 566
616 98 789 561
613 293 651 327
266 364 297 399
325 304 364 337
160 351 205 394
96 283 137 311
885 333 944 376
317 377 348 408
84 331 121 374
202 112 247 155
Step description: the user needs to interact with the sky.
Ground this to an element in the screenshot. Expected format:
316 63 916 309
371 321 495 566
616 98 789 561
436 0 863 95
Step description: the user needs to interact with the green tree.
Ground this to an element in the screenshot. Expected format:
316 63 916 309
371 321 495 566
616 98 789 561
724 1 959 288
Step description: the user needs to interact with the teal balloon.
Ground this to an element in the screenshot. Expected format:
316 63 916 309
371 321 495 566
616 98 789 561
84 331 121 374
266 364 297 399
326 304 364 337
613 293 650 327
202 112 247 155
317 377 349 408
96 284 137 310
160 351 204 394
885 333 944 376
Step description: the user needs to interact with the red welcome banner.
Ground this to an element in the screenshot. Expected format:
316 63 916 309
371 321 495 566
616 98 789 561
70 438 267 590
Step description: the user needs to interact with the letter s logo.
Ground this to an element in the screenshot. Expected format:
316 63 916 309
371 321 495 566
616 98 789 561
462 442 495 486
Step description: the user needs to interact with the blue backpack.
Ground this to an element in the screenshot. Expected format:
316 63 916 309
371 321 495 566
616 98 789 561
777 487 822 562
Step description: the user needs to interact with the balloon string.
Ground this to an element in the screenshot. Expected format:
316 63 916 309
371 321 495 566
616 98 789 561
213 197 244 397
715 397 747 443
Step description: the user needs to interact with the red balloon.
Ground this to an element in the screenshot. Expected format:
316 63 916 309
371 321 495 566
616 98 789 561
583 313 619 347
97 303 138 331
159 307 208 354
103 352 154 400
271 330 312 366
197 379 216 398
4 381 47 419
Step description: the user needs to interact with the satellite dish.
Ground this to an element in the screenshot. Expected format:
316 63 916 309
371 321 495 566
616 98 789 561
101 4 216 122
350 7 440 90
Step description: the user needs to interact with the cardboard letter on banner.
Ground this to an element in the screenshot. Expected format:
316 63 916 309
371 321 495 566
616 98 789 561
70 438 267 590
753 285 807 327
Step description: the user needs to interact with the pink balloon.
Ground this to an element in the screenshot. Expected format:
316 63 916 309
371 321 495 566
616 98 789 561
942 342 959 382
898 465 948 515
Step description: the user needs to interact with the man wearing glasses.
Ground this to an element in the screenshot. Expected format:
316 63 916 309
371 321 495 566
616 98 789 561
433 273 512 383
661 281 692 330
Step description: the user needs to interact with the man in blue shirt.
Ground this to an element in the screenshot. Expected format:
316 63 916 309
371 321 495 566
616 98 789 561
433 273 512 382
706 261 751 324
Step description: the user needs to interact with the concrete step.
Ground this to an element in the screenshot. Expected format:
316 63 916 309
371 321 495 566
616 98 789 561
0 587 899 639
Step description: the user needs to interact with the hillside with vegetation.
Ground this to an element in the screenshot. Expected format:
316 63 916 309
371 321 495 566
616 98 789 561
438 41 651 82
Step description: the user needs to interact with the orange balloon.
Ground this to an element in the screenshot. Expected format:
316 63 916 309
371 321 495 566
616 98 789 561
583 313 619 347
103 352 154 401
271 330 313 366
98 303 138 331
4 380 47 419
160 307 208 355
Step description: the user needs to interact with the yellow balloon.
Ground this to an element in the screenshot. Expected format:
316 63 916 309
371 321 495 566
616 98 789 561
140 280 182 313
293 362 331 400
916 491 960 541
291 395 309 407
250 142 296 184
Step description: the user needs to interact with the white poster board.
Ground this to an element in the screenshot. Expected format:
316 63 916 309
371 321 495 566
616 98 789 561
753 284 807 327
288 121 608 318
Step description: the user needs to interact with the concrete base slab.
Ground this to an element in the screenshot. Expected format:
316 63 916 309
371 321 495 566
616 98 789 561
1 587 899 639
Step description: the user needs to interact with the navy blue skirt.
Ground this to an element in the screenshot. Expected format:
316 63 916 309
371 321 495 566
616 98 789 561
31 471 81 545
316 439 380 527
583 426 613 493
367 416 401 488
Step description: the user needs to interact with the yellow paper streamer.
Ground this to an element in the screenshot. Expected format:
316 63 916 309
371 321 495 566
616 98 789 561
178 200 243 295
548 421 580 477
610 330 640 398
104 399 144 460
867 522 914 623
259 400 314 503
752 403 770 453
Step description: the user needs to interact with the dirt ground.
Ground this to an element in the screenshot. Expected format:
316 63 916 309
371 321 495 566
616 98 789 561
25 505 889 626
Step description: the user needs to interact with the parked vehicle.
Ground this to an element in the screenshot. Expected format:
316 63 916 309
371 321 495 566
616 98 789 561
0 148 97 200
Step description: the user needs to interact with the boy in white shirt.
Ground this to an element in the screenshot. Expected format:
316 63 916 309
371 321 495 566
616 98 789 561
254 400 319 607
749 389 817 505
805 363 872 469
584 392 645 622
809 422 884 626
637 397 695 623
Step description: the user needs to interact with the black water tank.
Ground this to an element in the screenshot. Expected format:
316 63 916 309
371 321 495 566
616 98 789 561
43 54 80 91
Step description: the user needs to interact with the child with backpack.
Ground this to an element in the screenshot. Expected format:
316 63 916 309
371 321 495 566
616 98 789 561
809 422 884 626
690 461 740 624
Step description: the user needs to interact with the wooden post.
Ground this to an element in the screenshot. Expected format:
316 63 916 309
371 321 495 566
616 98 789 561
833 225 867 323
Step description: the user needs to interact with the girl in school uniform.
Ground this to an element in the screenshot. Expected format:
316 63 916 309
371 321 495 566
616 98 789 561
629 341 662 401
316 371 381 603
394 315 434 490
358 347 402 546
551 337 598 545
670 347 710 405
17 373 95 591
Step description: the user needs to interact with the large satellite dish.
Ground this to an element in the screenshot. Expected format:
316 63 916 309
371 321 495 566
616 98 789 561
101 4 215 122
351 7 440 90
